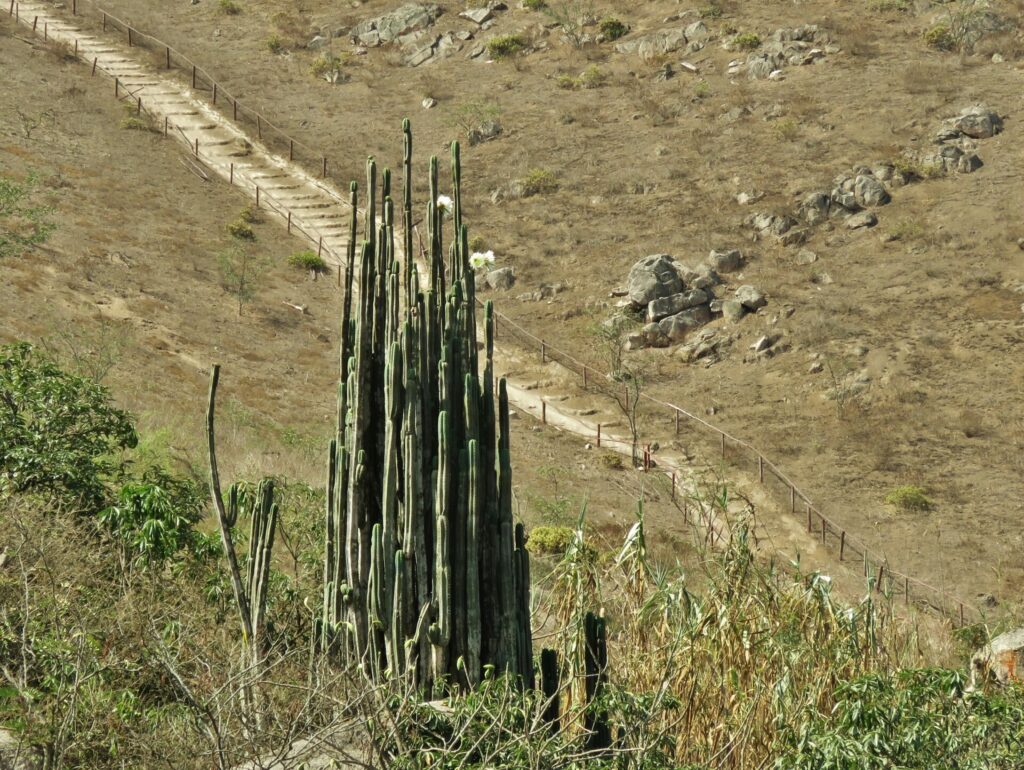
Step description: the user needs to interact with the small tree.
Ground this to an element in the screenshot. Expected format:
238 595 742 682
593 318 645 467
218 246 267 316
0 173 56 259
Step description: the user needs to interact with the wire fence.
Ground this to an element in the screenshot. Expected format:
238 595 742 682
8 0 983 628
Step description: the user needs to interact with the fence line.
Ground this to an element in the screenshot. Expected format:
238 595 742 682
9 0 981 628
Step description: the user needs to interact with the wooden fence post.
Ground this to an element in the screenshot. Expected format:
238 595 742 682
720 433 726 459
114 77 119 97
790 485 796 513
289 139 294 161
10 0 15 18
127 26 132 47
194 137 198 156
92 57 97 76
192 65 196 89
671 471 676 501
758 455 764 483
32 14 36 30
674 409 679 435
255 186 260 207
163 116 168 135
541 401 546 425
820 515 826 544
287 211 292 233
166 46 171 69
583 366 588 388
317 236 323 257
257 115 262 140
74 39 78 56
233 99 238 121
596 424 601 448
322 157 327 177
959 604 965 627
806 505 812 533
904 577 909 604
212 83 217 105
541 341 546 364
229 163 234 184
839 530 846 561
136 96 141 115
71 0 75 15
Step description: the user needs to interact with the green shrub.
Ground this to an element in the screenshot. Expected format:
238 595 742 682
557 64 605 90
599 17 629 41
468 234 488 252
287 250 328 274
885 485 933 512
868 0 909 11
227 219 255 240
218 0 241 15
266 35 284 54
694 78 711 98
238 203 261 224
923 22 954 50
0 342 137 511
487 34 527 59
518 168 558 196
522 0 547 8
599 452 624 470
525 525 575 555
732 32 762 50
310 52 343 79
700 3 723 18
0 173 56 258
119 116 150 131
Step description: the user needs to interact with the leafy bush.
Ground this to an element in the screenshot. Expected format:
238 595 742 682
526 525 576 555
119 116 151 131
266 35 284 54
885 484 933 512
732 32 762 50
310 52 343 80
700 3 723 19
522 0 547 8
487 34 527 59
599 17 628 41
923 22 954 50
227 218 255 240
218 0 241 15
868 0 909 11
517 168 559 196
694 78 711 98
0 342 137 511
286 250 328 274
0 173 56 258
238 203 261 224
557 64 605 90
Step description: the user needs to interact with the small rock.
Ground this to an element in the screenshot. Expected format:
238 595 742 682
751 335 772 353
659 305 713 341
953 106 1003 139
796 249 818 265
798 191 831 225
460 7 492 24
735 285 767 310
971 626 1024 687
736 190 764 205
467 120 503 145
485 267 515 291
853 174 890 207
422 96 437 109
808 361 823 374
992 52 1004 63
307 34 329 49
722 299 747 321
846 211 878 229
647 289 710 322
706 249 743 273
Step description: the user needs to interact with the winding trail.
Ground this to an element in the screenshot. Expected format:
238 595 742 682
7 1 887 600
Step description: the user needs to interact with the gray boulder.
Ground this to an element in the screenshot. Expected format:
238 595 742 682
799 191 831 225
351 3 443 46
722 299 747 321
485 267 515 290
627 254 683 307
953 106 1003 139
971 626 1024 687
647 289 709 322
659 305 712 341
615 28 687 59
846 211 878 229
735 285 767 310
853 174 890 207
706 249 743 273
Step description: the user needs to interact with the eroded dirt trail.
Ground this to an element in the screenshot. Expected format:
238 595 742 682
9 1 877 603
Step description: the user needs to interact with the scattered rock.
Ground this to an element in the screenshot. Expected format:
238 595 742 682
659 305 713 342
845 211 878 229
485 267 515 291
351 3 443 47
722 300 747 321
950 105 1003 139
736 190 764 205
750 335 772 353
705 249 743 273
735 285 767 310
627 254 683 308
647 289 709 322
798 191 831 225
422 96 437 109
795 248 818 265
615 27 688 59
808 361 823 374
971 626 1024 687
307 34 329 50
459 7 493 25
853 174 890 207
468 120 503 145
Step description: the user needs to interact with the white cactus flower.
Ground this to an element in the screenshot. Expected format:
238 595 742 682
436 194 453 216
469 250 496 271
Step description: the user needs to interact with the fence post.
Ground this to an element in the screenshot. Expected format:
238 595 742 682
114 77 119 97
671 471 676 501
194 137 198 156
318 236 323 257
166 46 171 69
74 39 78 57
904 577 909 604
596 424 601 448
820 515 826 545
257 115 262 140
127 26 132 47
163 116 167 135
583 366 588 388
289 139 294 161
541 341 546 364
758 455 763 483
32 14 36 30
674 409 679 435
233 99 238 121
806 505 812 533
71 0 75 15
255 186 260 207
212 83 217 105
192 65 196 89
10 0 15 18
790 485 796 513
876 564 884 593
959 603 965 627
720 433 726 459
136 97 141 115
541 401 546 425
229 163 234 184
287 211 292 233
322 157 328 178
839 530 845 561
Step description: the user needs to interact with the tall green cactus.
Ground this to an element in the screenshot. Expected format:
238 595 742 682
321 122 533 692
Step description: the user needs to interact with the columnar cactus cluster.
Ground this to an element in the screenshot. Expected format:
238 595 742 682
321 122 533 691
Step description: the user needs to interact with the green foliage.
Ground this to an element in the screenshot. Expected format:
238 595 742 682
226 218 255 240
517 168 559 196
522 0 546 8
693 78 711 98
700 3 723 19
598 17 628 41
218 0 241 15
310 52 344 80
286 249 328 274
867 0 909 11
557 64 605 90
732 32 762 50
885 485 933 512
487 34 527 59
119 116 151 131
0 342 137 511
265 34 284 54
98 469 213 567
923 22 954 50
778 669 1024 769
218 246 267 315
525 525 576 555
238 203 261 224
0 173 56 259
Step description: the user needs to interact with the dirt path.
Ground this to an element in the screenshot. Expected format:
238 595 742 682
7 1 884 604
